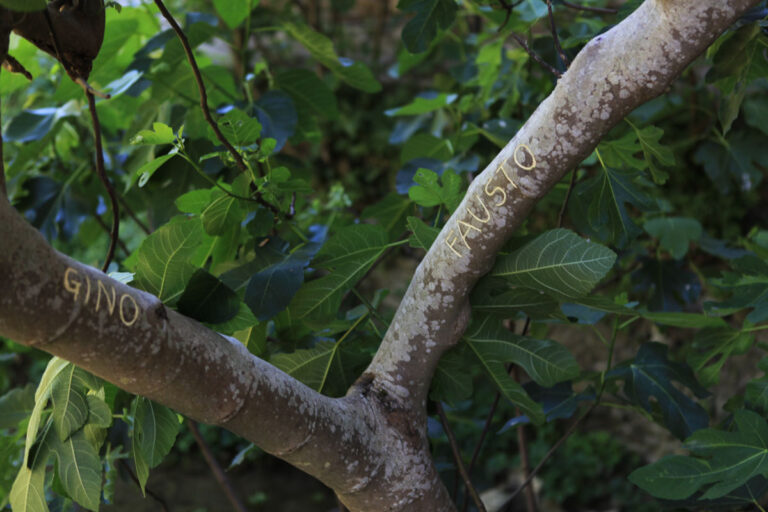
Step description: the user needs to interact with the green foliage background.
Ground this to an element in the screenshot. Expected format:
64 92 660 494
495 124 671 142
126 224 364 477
1 0 768 510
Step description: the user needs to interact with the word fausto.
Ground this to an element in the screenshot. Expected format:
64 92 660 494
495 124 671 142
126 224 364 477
63 267 142 327
445 144 537 257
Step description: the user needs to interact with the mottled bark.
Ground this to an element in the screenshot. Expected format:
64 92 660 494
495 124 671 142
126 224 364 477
0 1 759 510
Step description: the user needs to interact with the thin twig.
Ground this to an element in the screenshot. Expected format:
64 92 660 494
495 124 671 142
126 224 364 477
152 0 249 173
560 0 617 14
437 403 487 512
87 92 120 273
462 317 531 512
497 0 525 31
0 93 6 198
188 420 249 512
116 459 170 512
509 32 561 77
513 368 537 512
545 0 570 69
504 404 595 507
94 214 129 255
557 169 577 228
118 195 152 234
153 0 282 216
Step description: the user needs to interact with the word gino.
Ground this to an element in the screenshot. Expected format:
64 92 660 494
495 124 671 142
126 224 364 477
445 144 536 258
63 267 142 327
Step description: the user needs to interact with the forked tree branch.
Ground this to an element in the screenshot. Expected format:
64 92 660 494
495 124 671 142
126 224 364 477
0 1 758 511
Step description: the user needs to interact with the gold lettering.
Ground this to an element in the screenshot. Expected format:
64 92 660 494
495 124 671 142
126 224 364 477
484 179 507 207
457 220 481 250
466 194 492 224
84 273 91 305
496 163 520 190
63 268 82 300
445 230 463 257
96 281 117 315
513 144 536 171
119 294 141 327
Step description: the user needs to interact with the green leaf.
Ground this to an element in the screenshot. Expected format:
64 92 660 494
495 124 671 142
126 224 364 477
746 358 768 413
271 341 336 393
130 122 176 146
213 0 252 29
630 410 768 500
471 285 560 319
47 431 102 511
362 194 412 241
430 345 473 405
407 216 439 250
609 342 709 440
240 238 323 321
491 229 617 300
688 328 754 387
385 92 457 116
175 189 213 215
569 167 655 248
408 168 463 212
275 69 339 120
177 269 240 324
642 312 727 329
634 125 674 185
0 0 46 11
283 22 382 93
464 327 545 424
271 340 368 396
644 217 703 260
292 225 389 325
0 384 35 429
132 398 180 494
214 109 261 146
400 132 453 163
133 217 204 304
9 465 48 512
136 153 176 188
313 224 389 269
398 0 458 54
464 317 579 388
201 191 244 236
50 366 90 441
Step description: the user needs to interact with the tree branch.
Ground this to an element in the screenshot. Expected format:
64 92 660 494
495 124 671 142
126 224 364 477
0 196 454 511
0 1 758 511
363 0 757 426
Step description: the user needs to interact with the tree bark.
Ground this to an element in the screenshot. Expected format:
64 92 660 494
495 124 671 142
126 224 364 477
0 1 758 510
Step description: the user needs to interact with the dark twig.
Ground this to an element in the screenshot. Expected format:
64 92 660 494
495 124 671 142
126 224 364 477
118 195 152 235
188 420 248 512
87 92 119 273
116 459 170 512
3 55 33 80
437 403 487 512
153 0 281 216
461 318 531 512
560 0 617 14
513 368 537 512
152 0 248 174
509 32 561 77
557 169 577 228
0 94 6 198
545 0 570 69
94 214 129 255
497 0 525 31
504 404 596 507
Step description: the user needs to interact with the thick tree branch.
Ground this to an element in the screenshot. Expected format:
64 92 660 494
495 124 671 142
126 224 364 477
364 0 757 422
0 196 452 511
